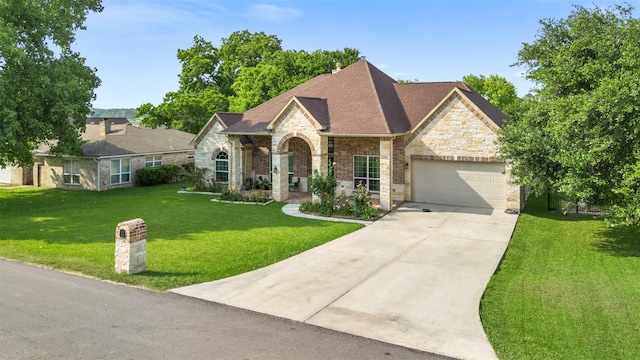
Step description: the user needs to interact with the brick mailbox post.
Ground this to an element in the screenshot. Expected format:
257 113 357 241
115 218 147 274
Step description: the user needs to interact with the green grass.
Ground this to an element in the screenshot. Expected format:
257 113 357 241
0 184 362 290
481 194 640 359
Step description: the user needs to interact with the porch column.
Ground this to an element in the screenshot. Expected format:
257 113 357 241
229 136 243 190
272 152 288 202
379 137 393 211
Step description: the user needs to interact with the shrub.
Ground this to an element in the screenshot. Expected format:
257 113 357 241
351 182 371 213
220 187 246 202
249 190 270 203
136 164 181 186
179 166 208 190
205 179 224 193
309 164 337 205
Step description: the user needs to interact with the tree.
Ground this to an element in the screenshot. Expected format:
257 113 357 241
0 0 103 167
137 30 361 132
229 48 362 112
498 4 640 225
463 74 521 118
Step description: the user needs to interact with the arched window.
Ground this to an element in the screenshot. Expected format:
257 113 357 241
215 151 229 182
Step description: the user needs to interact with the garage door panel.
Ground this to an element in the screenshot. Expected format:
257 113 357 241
412 160 505 209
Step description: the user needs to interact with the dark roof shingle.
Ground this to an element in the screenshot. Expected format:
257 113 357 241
222 60 509 136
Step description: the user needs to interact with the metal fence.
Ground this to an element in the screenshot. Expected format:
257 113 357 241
547 190 609 215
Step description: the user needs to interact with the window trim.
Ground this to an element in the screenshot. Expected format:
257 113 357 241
110 158 131 185
145 155 162 167
353 155 380 193
63 159 80 185
214 151 229 183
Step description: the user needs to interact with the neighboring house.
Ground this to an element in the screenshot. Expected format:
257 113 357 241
192 60 522 211
0 163 33 186
35 118 195 191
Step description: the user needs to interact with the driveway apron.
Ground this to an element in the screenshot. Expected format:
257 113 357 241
172 202 519 360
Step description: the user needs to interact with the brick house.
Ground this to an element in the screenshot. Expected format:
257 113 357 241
192 60 522 211
34 118 194 191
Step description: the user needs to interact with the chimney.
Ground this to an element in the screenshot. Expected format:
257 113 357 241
332 62 342 74
100 120 111 136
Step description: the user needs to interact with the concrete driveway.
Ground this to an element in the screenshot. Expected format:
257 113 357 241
172 202 519 360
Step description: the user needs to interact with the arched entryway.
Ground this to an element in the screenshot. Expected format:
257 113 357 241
272 134 315 202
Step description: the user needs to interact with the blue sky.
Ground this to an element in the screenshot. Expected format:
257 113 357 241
74 0 629 109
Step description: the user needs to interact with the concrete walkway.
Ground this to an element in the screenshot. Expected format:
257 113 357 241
172 202 519 360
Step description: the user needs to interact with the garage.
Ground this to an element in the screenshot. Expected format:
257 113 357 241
0 166 11 184
412 160 505 209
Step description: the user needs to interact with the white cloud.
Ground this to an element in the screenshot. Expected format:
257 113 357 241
246 4 302 23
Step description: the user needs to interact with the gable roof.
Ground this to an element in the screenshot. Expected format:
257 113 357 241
191 112 244 146
37 122 194 158
220 59 510 136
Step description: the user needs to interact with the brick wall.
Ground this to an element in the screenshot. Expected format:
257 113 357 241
288 137 311 177
251 136 271 179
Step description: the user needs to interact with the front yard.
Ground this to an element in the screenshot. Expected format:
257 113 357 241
481 194 640 359
0 185 362 290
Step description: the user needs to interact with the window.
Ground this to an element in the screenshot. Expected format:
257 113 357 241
353 155 380 192
145 156 162 167
110 159 130 184
63 160 80 184
215 151 229 182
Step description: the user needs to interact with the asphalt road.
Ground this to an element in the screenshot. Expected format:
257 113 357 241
0 259 451 360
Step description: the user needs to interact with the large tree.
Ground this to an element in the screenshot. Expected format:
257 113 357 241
498 4 640 224
137 30 361 133
462 74 521 118
0 0 103 167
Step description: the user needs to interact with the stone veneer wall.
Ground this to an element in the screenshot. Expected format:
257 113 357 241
194 121 231 180
271 104 322 201
405 93 520 209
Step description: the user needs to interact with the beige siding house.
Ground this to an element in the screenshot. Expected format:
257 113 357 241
35 118 194 191
192 60 522 211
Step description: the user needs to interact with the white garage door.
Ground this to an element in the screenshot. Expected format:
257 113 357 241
0 166 11 184
412 160 505 209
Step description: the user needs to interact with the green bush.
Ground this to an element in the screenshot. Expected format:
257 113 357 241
249 190 270 203
220 187 246 202
136 164 181 186
179 166 207 190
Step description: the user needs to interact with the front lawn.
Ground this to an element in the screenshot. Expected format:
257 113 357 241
0 185 362 290
481 194 640 359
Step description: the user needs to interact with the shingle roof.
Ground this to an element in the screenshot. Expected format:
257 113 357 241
38 122 194 158
86 117 130 125
221 59 510 136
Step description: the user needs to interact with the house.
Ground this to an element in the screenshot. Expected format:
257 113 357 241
34 118 195 191
192 60 522 211
0 163 33 186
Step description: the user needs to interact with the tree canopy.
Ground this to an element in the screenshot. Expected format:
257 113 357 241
462 74 521 118
498 4 640 225
0 0 103 167
137 30 362 133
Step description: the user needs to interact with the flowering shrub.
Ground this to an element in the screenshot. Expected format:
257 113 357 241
333 191 352 216
301 166 379 220
220 187 245 202
351 182 372 215
249 190 270 203
309 164 337 205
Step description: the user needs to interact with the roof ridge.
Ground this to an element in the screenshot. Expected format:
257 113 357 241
362 61 393 134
